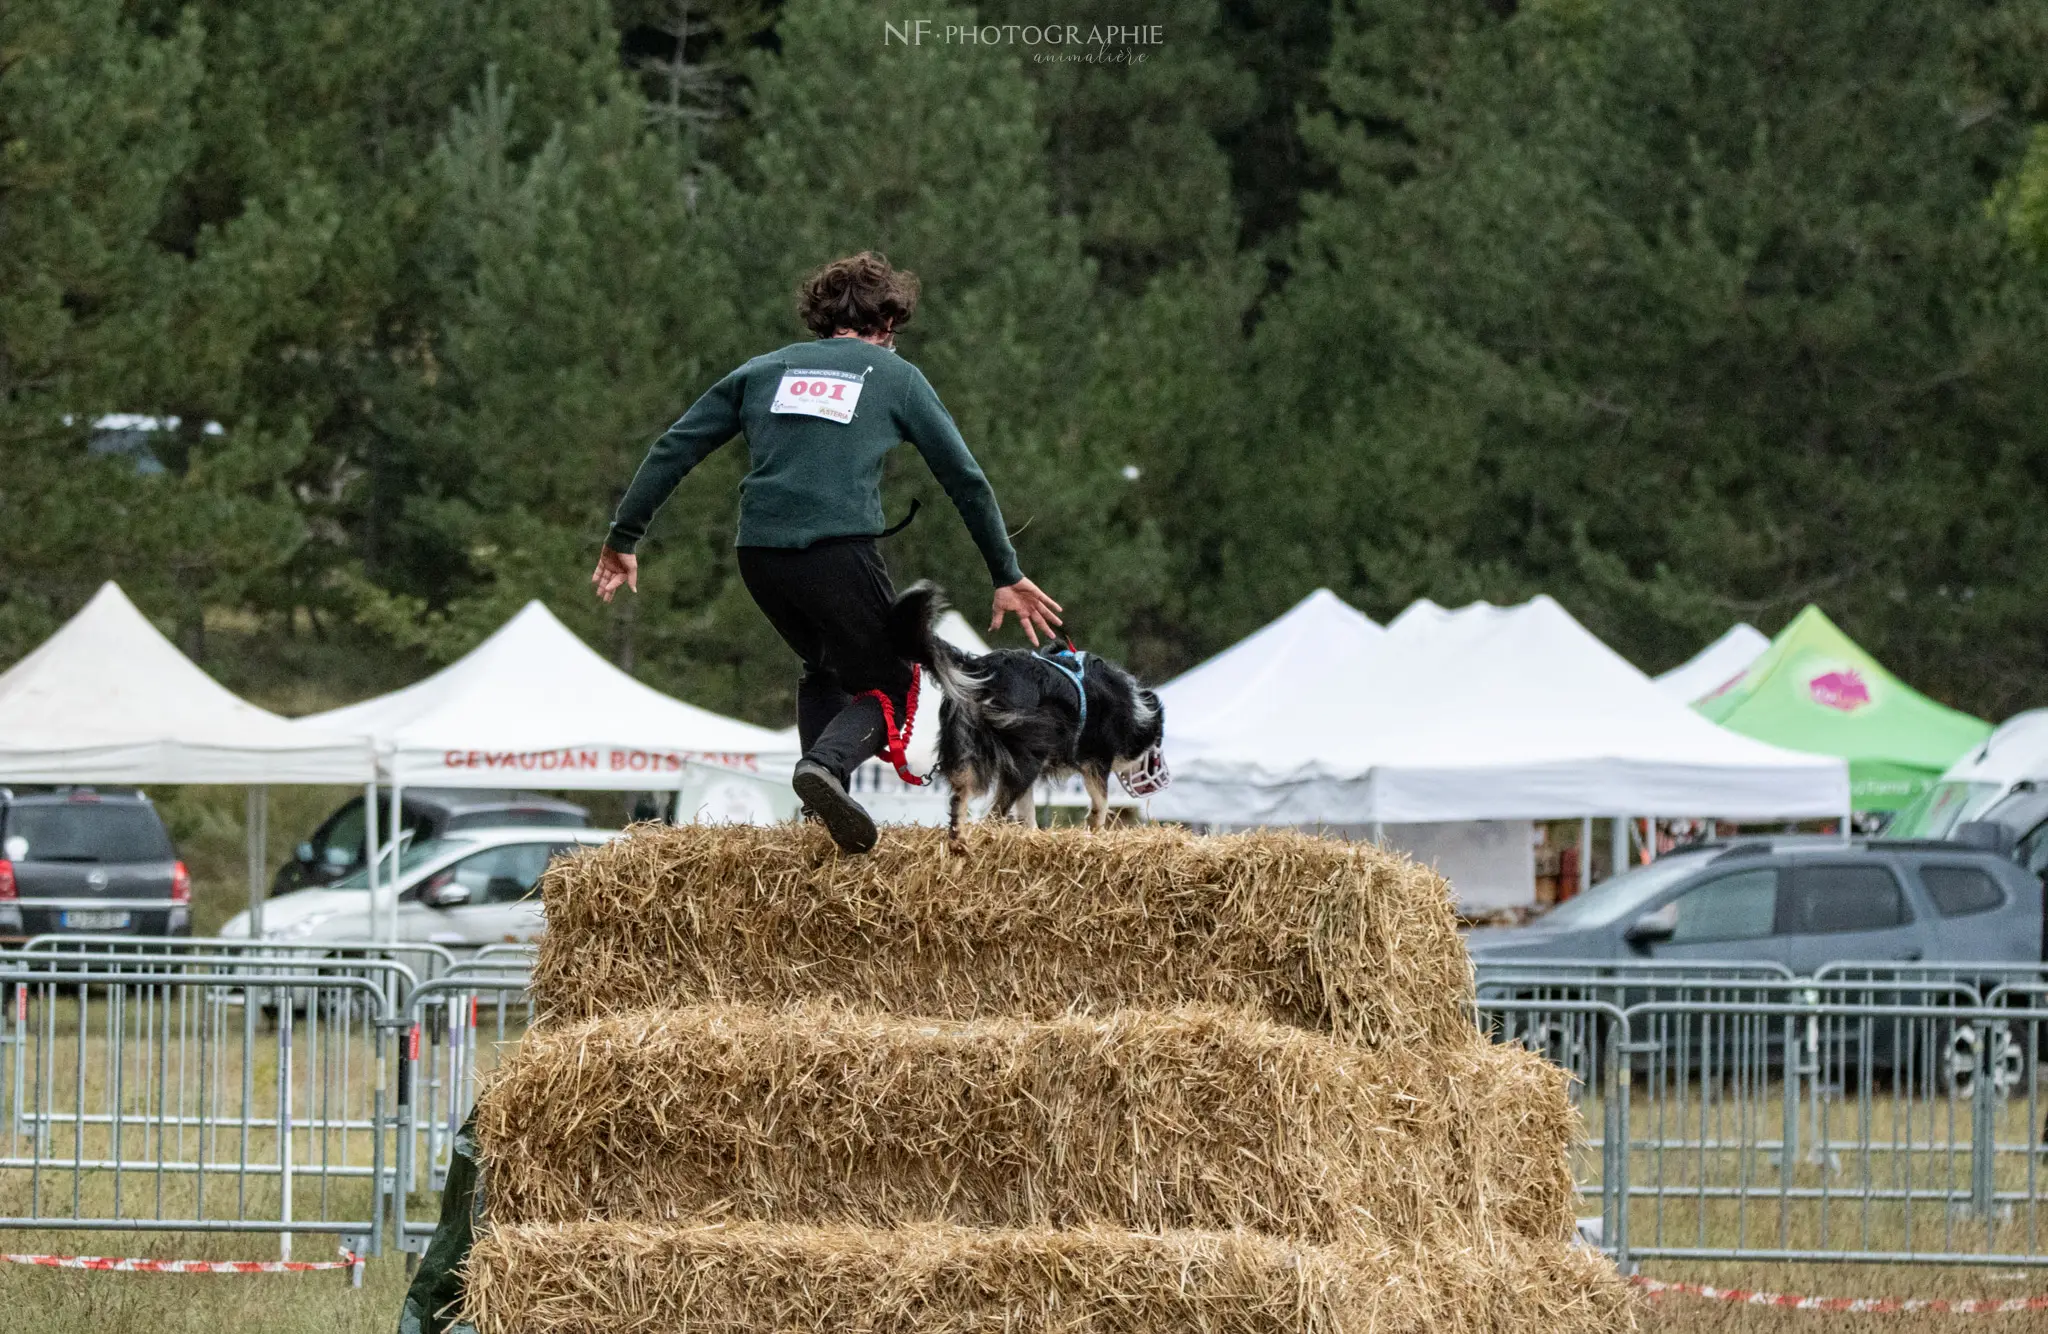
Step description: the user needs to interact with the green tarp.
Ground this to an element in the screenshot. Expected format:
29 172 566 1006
1693 606 1990 812
397 1111 481 1334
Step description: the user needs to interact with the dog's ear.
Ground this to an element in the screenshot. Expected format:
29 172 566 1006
1130 689 1164 742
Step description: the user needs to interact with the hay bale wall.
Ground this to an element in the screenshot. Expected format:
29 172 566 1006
464 1221 1635 1334
477 1004 1563 1246
532 824 1474 1051
466 823 1631 1333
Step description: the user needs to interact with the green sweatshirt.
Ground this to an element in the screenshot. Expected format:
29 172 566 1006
606 337 1024 587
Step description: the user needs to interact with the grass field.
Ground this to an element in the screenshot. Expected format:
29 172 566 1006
1637 1259 2048 1331
6 1246 2044 1332
3 1236 409 1334
2 1039 2045 1330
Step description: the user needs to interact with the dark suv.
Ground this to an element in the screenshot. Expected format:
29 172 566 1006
271 788 589 895
1467 836 2043 970
0 787 190 940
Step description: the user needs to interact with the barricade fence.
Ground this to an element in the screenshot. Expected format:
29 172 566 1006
0 953 398 1261
1477 961 2048 1269
1 946 2046 1274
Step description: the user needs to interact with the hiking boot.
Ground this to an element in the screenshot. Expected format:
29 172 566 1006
792 760 878 854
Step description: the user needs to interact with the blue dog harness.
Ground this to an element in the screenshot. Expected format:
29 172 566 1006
1040 639 1173 797
1041 643 1088 734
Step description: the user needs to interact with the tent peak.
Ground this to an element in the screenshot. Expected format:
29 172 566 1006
1288 588 1378 626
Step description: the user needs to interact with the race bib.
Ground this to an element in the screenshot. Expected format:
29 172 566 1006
770 368 865 423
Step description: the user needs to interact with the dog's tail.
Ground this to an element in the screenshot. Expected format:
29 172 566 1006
887 581 984 705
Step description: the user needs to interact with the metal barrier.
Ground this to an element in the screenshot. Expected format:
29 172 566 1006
470 943 537 967
1620 997 2046 1265
22 935 461 991
3 944 2045 1271
1477 958 1798 979
1481 996 1636 1256
1477 966 2048 1269
394 974 537 1248
0 960 395 1258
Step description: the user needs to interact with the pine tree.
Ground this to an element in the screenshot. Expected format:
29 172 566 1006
0 0 320 663
697 0 1166 668
339 66 758 699
1261 0 2048 711
163 0 625 612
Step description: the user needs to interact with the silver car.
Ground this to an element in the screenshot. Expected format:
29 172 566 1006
221 826 619 952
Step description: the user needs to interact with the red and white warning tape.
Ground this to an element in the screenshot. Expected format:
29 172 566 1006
1632 1274 2048 1314
1 1245 360 1275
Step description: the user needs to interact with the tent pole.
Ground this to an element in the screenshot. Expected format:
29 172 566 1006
388 781 405 946
1610 816 1625 882
1369 821 1384 845
675 768 689 826
362 782 380 943
245 786 268 940
1578 817 1593 896
1843 803 1854 844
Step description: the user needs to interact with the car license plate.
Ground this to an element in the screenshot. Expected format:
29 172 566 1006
60 911 132 930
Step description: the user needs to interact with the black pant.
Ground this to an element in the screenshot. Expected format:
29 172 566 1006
738 538 914 785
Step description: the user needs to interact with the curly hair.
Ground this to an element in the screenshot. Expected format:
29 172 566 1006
797 252 921 339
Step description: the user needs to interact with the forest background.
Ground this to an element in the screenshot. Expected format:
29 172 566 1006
9 0 2048 736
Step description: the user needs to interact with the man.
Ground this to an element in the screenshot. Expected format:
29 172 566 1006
593 252 1062 853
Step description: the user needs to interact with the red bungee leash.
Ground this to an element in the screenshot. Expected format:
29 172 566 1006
863 670 926 785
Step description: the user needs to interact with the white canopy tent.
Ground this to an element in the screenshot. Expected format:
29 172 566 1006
1654 623 1770 703
300 600 799 939
1152 594 1850 907
0 582 376 937
1150 590 1536 908
1161 594 1848 823
0 583 371 784
1165 589 1384 740
302 600 794 790
1147 592 1524 906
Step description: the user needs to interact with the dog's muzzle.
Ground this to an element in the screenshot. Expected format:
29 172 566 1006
1118 745 1171 797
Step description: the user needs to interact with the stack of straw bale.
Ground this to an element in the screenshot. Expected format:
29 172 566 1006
461 823 1634 1333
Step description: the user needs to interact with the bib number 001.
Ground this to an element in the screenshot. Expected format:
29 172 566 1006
770 369 864 423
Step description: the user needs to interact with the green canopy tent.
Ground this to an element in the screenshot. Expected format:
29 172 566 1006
1694 606 1991 812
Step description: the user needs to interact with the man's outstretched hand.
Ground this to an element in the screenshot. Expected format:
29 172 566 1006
991 577 1063 646
591 546 638 603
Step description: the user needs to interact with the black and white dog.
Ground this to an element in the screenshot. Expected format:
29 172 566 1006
886 581 1167 842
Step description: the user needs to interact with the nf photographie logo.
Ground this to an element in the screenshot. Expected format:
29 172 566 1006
884 19 1164 60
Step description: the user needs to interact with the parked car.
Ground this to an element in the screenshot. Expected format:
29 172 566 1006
1913 783 2048 887
1466 837 2043 972
1470 837 2045 1088
0 787 190 941
228 826 619 952
271 788 589 896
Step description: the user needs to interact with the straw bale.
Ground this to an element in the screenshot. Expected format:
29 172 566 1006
479 1004 1570 1245
531 823 1472 1050
1462 1039 1577 1242
459 1220 1638 1334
